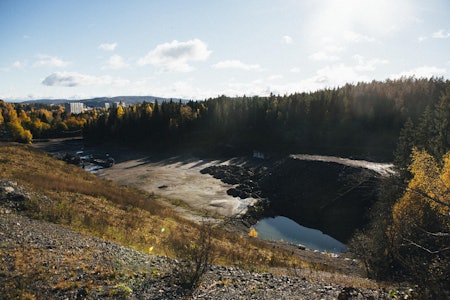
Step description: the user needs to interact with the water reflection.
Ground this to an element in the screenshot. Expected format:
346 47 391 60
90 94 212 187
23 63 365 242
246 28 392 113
254 216 346 253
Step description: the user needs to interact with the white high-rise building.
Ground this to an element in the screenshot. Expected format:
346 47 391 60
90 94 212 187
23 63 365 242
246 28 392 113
65 102 84 114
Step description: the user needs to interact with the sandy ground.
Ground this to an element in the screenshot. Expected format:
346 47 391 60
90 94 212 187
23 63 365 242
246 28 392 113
31 139 257 223
98 155 257 220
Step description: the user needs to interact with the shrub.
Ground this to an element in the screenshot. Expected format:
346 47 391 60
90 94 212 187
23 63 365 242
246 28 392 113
170 220 214 291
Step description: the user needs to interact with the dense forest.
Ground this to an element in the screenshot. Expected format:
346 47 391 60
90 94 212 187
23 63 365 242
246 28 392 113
1 77 449 296
2 77 448 162
82 77 449 161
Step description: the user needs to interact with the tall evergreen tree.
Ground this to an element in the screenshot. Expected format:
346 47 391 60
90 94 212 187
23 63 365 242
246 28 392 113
430 97 450 160
394 118 416 177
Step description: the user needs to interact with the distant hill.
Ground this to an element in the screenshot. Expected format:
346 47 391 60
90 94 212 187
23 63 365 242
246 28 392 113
19 95 190 107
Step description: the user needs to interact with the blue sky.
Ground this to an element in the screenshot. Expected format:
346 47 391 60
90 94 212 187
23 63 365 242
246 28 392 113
1 0 449 101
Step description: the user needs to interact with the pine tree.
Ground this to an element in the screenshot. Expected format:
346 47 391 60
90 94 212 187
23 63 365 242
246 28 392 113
430 97 450 160
393 118 415 176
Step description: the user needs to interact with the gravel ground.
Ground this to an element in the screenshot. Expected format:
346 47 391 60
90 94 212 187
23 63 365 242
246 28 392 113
0 180 399 299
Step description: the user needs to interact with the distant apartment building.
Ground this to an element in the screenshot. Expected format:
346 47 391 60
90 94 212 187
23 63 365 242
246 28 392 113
103 101 125 110
64 102 84 114
112 101 125 108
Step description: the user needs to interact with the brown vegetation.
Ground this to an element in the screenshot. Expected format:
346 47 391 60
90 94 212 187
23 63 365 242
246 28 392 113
0 143 356 274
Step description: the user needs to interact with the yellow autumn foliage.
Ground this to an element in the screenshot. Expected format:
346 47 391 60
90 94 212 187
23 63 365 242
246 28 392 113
116 105 125 119
391 148 450 242
8 121 32 143
248 227 258 238
407 148 450 215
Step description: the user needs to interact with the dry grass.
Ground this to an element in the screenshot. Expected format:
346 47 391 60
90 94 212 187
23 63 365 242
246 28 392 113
0 240 140 299
0 143 368 284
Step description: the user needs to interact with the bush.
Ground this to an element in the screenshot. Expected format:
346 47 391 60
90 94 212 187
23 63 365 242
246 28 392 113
170 220 214 291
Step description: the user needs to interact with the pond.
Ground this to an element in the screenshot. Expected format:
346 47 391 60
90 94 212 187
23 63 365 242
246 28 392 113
253 216 347 253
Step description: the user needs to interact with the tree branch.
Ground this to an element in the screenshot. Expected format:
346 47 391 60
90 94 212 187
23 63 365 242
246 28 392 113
406 188 450 209
416 226 450 237
403 238 450 254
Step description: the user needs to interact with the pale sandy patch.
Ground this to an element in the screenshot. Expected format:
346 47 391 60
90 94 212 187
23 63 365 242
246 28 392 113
99 156 256 218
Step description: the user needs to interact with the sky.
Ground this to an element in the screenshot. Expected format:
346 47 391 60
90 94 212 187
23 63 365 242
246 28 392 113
1 0 449 101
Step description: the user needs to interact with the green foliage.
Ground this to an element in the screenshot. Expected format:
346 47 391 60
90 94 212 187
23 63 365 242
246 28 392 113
110 283 132 298
393 118 415 178
394 86 450 173
83 77 450 160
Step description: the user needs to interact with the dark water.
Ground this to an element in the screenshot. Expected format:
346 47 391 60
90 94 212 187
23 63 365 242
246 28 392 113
254 216 347 253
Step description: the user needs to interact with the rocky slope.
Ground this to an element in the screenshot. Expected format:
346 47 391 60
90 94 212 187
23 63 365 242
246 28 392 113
1 180 402 299
201 157 382 242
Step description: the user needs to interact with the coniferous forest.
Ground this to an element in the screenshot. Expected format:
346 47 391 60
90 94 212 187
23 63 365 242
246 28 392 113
82 77 449 162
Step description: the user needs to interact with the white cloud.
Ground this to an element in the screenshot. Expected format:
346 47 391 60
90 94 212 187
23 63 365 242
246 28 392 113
12 61 25 68
1 60 27 71
309 38 345 62
391 66 447 79
98 42 117 51
432 29 450 39
309 51 340 61
314 64 368 86
288 64 370 92
343 30 375 43
282 35 293 44
268 74 283 81
138 39 211 72
354 55 389 71
102 54 129 69
325 44 345 53
290 67 301 73
33 55 71 67
212 60 263 71
417 36 427 43
42 71 129 87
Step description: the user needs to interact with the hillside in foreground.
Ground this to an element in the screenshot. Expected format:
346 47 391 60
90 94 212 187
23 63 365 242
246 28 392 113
0 143 411 299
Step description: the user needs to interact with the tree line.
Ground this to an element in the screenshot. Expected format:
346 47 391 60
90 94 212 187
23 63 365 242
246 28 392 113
4 77 447 161
83 77 449 161
0 100 93 143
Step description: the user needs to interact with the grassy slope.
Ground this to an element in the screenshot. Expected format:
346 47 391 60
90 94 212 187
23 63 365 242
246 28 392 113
0 143 384 292
0 143 304 266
